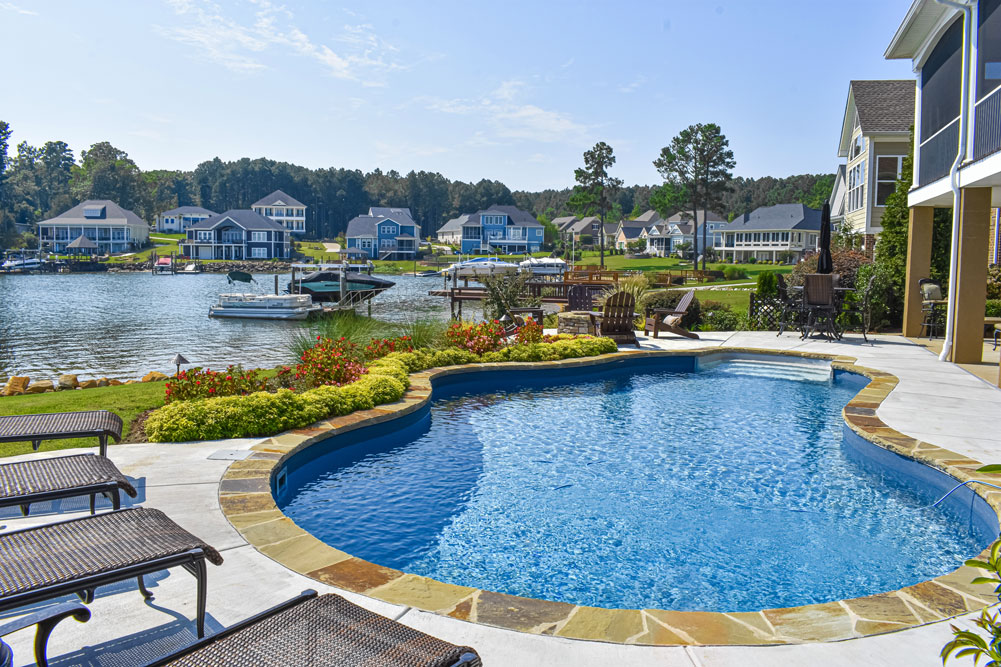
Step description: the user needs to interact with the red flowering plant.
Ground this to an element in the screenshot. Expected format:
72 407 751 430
445 320 506 355
165 365 269 404
281 336 368 390
364 335 414 360
514 317 543 345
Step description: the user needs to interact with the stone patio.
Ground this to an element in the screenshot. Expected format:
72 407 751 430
4 331 1001 666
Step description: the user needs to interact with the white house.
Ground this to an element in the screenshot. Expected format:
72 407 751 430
180 210 290 260
156 206 216 233
252 190 307 235
716 204 823 263
37 200 149 255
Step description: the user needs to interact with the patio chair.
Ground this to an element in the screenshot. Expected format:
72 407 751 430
643 290 699 340
919 279 946 339
801 274 839 341
0 453 138 516
0 601 90 667
0 410 123 458
566 283 594 311
0 507 223 660
146 590 481 667
594 291 640 347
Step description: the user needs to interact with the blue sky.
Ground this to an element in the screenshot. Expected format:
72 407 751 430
2 0 915 190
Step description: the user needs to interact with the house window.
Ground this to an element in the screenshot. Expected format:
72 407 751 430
112 228 126 241
251 247 267 258
360 238 373 249
875 155 904 206
251 231 267 242
781 232 789 242
848 161 865 212
380 238 394 247
849 134 864 160
197 231 212 241
380 225 396 235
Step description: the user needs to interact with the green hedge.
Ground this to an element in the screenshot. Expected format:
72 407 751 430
145 337 619 443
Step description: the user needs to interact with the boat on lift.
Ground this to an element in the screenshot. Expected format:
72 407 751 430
208 293 321 320
442 257 519 278
519 257 567 276
289 269 395 304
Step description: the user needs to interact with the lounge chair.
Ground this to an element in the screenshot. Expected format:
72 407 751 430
0 601 90 667
644 289 699 340
0 507 223 657
0 453 138 516
147 590 481 667
0 410 123 457
595 291 640 347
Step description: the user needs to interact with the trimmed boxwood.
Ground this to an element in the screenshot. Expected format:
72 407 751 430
145 336 619 443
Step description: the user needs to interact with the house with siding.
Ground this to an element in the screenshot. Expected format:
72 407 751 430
346 207 421 260
180 210 290 260
450 205 543 254
156 206 216 233
834 80 915 255
252 190 307 235
643 211 728 257
885 0 1001 365
715 204 822 263
436 214 468 246
37 200 149 255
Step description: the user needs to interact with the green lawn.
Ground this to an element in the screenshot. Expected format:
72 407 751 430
0 382 166 457
693 289 752 311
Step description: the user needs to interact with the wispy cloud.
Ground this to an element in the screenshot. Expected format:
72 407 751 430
418 82 588 145
156 0 407 82
0 1 37 15
618 75 647 94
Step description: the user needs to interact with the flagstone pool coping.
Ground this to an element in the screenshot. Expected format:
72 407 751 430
217 347 1001 646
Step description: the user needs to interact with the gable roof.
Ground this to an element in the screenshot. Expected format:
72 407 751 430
551 215 578 231
438 214 471 234
839 80 915 155
885 0 954 60
67 235 99 249
253 190 305 208
42 200 147 227
188 209 286 231
160 206 216 217
829 165 847 219
725 204 823 232
369 207 416 226
632 210 662 223
471 205 542 227
567 216 601 234
617 226 644 240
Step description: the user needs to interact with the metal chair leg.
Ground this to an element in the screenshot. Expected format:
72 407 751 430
137 574 153 600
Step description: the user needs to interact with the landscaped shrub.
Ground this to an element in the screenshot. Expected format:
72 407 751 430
430 347 480 367
639 291 701 330
164 366 270 404
514 317 543 344
986 299 1001 318
364 335 413 360
788 249 869 289
444 321 506 355
292 336 367 388
987 265 1001 300
756 271 777 297
722 267 748 280
697 300 742 331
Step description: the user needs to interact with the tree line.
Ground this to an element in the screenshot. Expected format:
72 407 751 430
0 119 834 246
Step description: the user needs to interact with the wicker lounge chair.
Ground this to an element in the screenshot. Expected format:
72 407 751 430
0 453 138 516
0 410 123 457
595 291 640 347
643 289 699 339
0 507 223 655
147 590 481 667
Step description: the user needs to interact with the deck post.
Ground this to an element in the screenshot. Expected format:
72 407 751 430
950 187 991 364
902 206 934 338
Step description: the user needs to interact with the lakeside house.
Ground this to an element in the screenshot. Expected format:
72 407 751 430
37 200 149 255
715 203 822 262
155 206 216 234
251 190 307 235
346 207 421 260
613 213 656 250
833 80 915 256
562 216 615 246
179 209 290 260
551 215 578 235
885 0 1001 365
642 211 728 257
437 205 543 254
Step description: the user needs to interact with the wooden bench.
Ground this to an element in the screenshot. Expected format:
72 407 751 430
0 410 123 457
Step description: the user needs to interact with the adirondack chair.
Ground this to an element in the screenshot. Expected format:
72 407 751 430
643 289 699 339
595 291 640 347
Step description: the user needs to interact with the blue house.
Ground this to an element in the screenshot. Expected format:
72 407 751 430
179 210 290 260
438 205 543 254
345 207 421 260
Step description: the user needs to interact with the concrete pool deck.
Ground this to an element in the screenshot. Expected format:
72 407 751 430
4 331 1001 666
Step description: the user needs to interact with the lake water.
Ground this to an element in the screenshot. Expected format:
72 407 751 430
0 272 450 381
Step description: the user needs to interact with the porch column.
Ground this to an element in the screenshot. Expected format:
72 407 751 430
950 187 992 364
902 206 934 338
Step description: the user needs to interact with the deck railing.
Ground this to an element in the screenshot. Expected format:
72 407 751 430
918 117 960 186
974 85 1001 162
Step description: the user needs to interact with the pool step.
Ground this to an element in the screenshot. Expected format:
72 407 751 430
715 359 833 382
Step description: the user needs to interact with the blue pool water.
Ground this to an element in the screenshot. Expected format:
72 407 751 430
278 357 997 612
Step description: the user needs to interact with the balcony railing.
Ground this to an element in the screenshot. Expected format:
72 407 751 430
918 117 960 186
974 85 1001 162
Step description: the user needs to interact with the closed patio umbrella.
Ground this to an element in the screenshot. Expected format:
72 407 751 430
817 201 833 274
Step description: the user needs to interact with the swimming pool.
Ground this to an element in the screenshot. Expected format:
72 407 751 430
277 355 997 612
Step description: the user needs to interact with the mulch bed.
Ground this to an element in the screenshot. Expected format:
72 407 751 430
123 409 153 444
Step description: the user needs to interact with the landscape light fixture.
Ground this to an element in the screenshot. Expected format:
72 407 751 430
172 353 189 377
